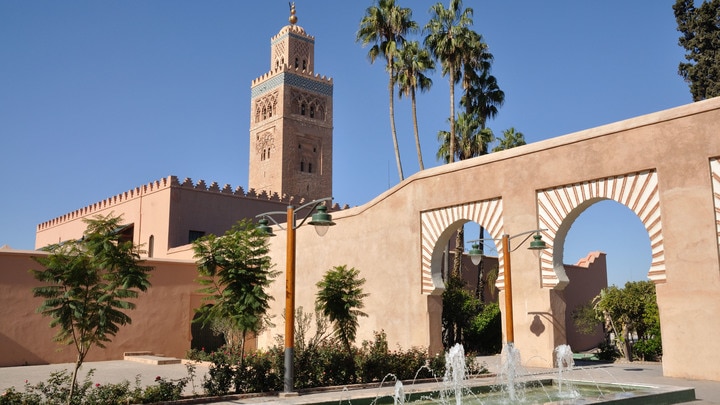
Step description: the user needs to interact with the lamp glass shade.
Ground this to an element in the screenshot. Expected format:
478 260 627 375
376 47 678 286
528 233 546 250
257 218 275 237
468 243 483 265
308 205 335 237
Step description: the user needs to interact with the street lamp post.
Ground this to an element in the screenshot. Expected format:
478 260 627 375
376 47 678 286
256 197 335 395
467 229 547 345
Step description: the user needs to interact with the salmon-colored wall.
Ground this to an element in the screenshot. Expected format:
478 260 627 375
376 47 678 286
254 98 720 380
5 98 720 382
0 249 200 366
563 252 608 352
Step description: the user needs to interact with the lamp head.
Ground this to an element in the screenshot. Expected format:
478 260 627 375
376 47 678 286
528 233 547 250
468 243 483 265
308 205 335 236
257 218 276 237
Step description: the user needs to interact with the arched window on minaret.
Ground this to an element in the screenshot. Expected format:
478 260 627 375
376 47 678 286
295 58 299 68
308 163 313 173
309 105 315 118
303 59 307 70
262 107 267 120
300 161 305 172
301 103 306 115
148 235 154 258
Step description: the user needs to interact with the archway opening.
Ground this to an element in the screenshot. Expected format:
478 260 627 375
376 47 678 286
563 200 651 287
190 305 226 354
561 199 660 361
434 221 502 354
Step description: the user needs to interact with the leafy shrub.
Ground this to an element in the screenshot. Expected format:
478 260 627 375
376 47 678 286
139 376 186 403
357 330 391 382
597 340 619 361
235 349 282 393
633 334 662 361
465 303 502 355
0 369 185 405
202 350 236 396
186 347 213 362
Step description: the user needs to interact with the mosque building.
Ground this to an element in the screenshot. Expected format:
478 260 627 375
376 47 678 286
35 4 336 256
24 4 720 381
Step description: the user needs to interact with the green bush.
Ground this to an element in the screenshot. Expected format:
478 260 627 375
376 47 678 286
139 376 186 403
235 349 282 393
202 350 236 396
0 369 185 405
597 340 619 361
465 303 502 355
186 347 213 362
633 335 662 361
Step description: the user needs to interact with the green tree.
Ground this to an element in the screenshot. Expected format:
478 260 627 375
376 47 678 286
193 219 277 364
395 40 435 171
31 214 153 404
315 265 369 354
424 0 475 163
492 127 526 152
573 280 661 361
357 0 418 181
462 70 504 133
441 274 474 348
436 112 493 278
674 0 720 101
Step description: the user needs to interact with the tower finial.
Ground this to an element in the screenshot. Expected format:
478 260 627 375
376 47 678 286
289 2 297 25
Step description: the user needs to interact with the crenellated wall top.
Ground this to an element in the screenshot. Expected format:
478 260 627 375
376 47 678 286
36 175 348 231
251 68 332 88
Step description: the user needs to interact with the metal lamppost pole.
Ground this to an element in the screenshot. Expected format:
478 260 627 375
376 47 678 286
256 197 335 395
467 229 547 345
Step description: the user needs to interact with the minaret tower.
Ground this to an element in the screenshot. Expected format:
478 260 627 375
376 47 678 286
248 3 333 202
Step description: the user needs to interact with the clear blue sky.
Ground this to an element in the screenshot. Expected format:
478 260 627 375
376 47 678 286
0 1 690 287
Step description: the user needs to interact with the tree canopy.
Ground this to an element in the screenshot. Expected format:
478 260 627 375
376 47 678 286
31 213 153 403
193 219 277 361
357 0 418 180
315 265 369 354
573 280 661 361
674 0 720 101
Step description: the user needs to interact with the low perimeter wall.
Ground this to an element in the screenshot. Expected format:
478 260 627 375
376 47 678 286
0 249 200 366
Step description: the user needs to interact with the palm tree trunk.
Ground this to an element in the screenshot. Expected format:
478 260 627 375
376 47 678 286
452 227 464 277
476 259 485 302
448 68 456 163
388 63 404 181
410 87 424 170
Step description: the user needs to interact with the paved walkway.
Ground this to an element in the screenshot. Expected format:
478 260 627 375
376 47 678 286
0 355 718 403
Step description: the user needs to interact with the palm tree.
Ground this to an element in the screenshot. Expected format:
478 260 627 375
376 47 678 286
395 40 435 171
462 71 504 130
460 66 504 263
424 0 474 164
357 0 417 181
437 112 492 276
493 127 527 152
457 33 503 269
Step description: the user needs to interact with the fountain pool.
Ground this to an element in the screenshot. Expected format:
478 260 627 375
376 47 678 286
308 378 695 404
305 343 695 404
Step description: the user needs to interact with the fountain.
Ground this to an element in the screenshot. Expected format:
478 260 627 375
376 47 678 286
442 344 466 405
497 342 522 401
554 343 578 398
308 344 696 404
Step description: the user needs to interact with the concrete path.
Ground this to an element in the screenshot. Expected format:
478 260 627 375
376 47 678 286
0 355 718 403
